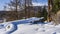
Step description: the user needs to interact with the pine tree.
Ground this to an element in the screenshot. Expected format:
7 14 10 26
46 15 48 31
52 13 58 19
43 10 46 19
42 6 48 21
52 0 60 25
52 0 60 14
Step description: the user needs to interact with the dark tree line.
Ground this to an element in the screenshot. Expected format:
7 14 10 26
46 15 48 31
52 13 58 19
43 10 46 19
3 0 48 21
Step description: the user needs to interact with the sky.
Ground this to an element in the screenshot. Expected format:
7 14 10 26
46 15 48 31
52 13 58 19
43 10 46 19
0 0 48 10
32 0 48 6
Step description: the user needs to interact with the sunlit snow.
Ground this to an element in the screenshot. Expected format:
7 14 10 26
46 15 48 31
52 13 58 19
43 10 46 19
0 17 60 34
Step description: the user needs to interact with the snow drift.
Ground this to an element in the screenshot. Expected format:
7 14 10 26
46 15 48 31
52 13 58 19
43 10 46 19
0 17 60 34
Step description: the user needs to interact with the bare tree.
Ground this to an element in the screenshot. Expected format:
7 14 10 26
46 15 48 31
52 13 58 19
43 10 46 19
24 0 32 18
7 0 22 20
4 6 7 11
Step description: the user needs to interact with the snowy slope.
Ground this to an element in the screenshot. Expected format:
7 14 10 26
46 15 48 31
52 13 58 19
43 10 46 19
12 23 60 34
0 17 60 34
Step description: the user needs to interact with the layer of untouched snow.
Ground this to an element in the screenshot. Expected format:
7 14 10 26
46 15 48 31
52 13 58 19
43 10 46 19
12 24 39 34
11 23 60 34
0 17 60 34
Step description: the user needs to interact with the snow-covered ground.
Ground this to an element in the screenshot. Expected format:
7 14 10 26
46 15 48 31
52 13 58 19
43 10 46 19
0 17 60 34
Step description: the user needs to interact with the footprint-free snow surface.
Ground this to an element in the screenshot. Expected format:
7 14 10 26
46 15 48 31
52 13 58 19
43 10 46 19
0 17 60 34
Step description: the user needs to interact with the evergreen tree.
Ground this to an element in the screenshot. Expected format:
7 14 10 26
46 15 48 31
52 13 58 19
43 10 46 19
52 0 60 14
42 6 48 21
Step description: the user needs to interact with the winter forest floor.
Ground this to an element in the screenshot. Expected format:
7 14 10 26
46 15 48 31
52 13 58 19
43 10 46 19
0 17 60 34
